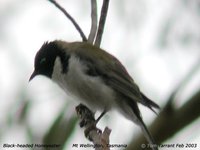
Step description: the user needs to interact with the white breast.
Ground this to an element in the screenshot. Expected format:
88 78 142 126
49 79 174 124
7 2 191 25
52 55 115 111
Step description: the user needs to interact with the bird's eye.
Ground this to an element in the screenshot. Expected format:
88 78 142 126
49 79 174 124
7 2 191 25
40 58 46 64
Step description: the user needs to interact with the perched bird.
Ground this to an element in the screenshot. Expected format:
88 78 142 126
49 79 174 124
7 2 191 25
30 40 159 150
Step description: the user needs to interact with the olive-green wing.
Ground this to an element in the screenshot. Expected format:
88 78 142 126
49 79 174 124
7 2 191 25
104 56 144 103
75 43 159 110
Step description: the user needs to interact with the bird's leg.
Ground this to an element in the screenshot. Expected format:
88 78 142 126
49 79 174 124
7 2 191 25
76 104 111 143
76 104 95 127
84 110 107 140
95 110 107 124
76 104 102 141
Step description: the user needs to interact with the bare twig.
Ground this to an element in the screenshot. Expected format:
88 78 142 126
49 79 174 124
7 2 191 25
95 0 110 46
76 104 111 150
88 0 98 44
48 0 87 42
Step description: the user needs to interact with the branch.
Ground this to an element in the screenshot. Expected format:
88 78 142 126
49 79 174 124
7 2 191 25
88 0 98 44
127 59 200 150
127 90 200 150
48 0 87 42
95 0 110 47
76 104 111 150
166 59 200 104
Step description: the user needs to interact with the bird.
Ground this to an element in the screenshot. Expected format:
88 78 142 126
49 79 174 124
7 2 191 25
30 40 159 150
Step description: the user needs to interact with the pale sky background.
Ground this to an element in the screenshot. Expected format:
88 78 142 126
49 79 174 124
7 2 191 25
0 0 200 150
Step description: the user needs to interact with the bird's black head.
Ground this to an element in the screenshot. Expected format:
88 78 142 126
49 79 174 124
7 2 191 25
29 41 69 81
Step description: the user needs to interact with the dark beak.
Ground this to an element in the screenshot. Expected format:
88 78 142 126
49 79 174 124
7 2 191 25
29 70 37 81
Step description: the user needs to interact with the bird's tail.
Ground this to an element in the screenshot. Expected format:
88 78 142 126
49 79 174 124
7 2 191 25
137 117 158 150
141 93 160 115
122 94 159 150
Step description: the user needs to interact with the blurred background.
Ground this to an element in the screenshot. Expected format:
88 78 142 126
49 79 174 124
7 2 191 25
0 0 200 150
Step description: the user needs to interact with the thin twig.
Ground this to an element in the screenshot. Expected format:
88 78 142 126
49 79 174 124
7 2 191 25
48 0 87 42
88 0 98 44
95 0 110 47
